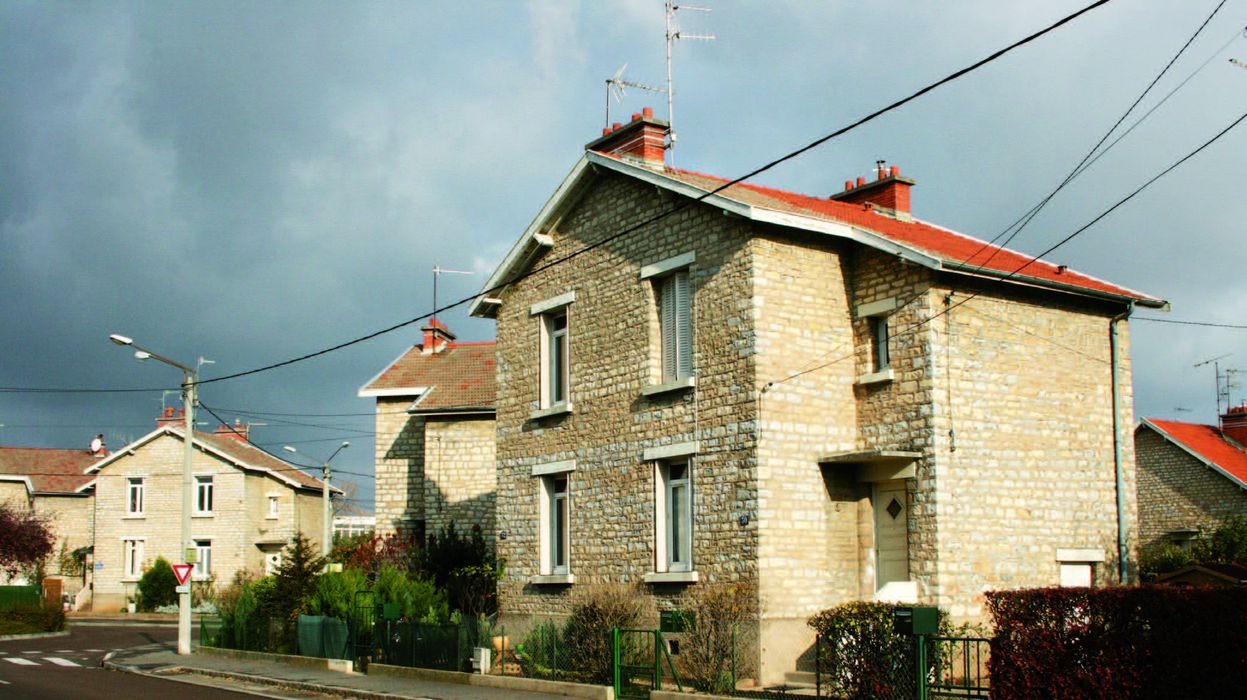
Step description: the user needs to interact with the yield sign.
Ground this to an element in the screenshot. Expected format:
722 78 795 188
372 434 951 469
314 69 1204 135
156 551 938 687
172 563 194 586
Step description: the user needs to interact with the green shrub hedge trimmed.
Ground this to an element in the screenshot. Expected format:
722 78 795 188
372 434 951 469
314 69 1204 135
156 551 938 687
987 586 1247 699
0 605 66 636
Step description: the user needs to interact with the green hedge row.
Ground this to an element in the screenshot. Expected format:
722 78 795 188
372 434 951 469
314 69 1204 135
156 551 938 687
987 586 1247 699
0 605 66 636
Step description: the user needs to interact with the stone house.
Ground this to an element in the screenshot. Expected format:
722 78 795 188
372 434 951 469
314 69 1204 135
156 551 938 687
468 110 1166 681
85 410 335 612
359 320 497 546
1135 407 1247 549
0 446 97 593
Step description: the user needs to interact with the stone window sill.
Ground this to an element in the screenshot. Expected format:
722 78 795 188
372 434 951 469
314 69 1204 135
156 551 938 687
531 573 576 585
123 514 145 519
855 369 894 386
192 513 214 518
530 402 573 421
265 515 279 520
643 571 700 584
641 376 696 397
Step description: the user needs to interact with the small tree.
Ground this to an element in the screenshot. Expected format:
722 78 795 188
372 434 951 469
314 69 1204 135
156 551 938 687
136 557 178 611
1193 516 1247 565
272 533 325 623
0 501 54 578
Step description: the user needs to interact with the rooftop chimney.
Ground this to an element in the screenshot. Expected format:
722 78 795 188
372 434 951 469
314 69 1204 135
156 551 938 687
214 419 250 443
584 107 668 167
1221 403 1247 446
156 406 184 427
422 319 456 355
829 162 916 221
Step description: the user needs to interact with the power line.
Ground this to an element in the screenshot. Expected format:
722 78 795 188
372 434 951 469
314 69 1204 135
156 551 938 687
185 0 1113 389
1135 318 1247 330
963 0 1230 271
765 111 1247 390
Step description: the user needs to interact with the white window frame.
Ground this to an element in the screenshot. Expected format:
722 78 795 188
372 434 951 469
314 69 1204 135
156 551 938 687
126 477 145 516
194 475 214 516
193 540 212 580
267 494 280 519
644 442 700 583
870 315 890 372
123 538 145 580
531 292 575 412
855 297 898 385
532 459 576 582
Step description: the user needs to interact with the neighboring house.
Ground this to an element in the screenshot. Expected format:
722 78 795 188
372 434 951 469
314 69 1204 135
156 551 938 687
333 515 377 539
360 321 497 546
0 447 97 591
1135 407 1247 548
85 409 337 611
468 109 1166 681
1154 562 1247 587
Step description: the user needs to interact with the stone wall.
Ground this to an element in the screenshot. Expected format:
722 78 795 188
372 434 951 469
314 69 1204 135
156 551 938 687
1135 426 1247 546
423 416 497 544
36 494 94 582
373 396 425 536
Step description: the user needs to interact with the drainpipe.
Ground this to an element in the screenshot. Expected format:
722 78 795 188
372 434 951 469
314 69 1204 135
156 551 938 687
1109 303 1133 584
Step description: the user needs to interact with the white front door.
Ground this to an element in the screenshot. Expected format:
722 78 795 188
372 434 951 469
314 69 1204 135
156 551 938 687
874 480 910 589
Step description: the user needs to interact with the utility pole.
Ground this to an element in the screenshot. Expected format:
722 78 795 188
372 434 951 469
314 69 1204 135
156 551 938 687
283 442 349 560
109 334 196 655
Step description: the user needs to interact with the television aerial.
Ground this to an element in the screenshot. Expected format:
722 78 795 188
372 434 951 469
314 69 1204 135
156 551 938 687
605 63 666 128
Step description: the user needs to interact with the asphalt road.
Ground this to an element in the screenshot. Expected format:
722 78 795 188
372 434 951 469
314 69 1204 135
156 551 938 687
0 623 262 700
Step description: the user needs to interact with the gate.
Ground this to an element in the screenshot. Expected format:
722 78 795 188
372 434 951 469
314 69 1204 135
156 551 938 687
928 636 990 699
612 628 682 700
349 589 375 667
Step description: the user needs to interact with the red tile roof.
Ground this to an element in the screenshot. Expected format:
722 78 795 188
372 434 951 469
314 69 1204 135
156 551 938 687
194 430 331 491
1144 418 1247 489
614 158 1160 304
0 447 97 494
361 342 496 412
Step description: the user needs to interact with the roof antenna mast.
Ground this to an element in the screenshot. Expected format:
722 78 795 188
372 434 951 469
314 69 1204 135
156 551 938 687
605 63 666 128
1194 353 1235 417
665 2 714 163
432 265 473 327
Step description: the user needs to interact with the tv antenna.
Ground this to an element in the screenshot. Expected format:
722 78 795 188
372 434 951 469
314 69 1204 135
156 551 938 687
1194 353 1235 416
665 2 714 161
432 265 473 326
605 63 666 128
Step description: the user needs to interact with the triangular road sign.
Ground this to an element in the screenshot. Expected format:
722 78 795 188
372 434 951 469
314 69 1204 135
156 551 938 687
172 563 194 586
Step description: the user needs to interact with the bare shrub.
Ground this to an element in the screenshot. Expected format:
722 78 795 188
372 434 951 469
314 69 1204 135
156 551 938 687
563 583 655 683
676 581 758 693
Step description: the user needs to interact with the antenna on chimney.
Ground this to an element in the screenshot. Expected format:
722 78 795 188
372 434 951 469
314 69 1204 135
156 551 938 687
432 265 473 326
605 63 666 127
665 2 714 162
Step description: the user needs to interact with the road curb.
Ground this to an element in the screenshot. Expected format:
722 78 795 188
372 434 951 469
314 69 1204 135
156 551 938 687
0 629 71 642
103 658 415 700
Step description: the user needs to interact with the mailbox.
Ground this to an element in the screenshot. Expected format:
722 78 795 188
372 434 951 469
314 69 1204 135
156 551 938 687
892 606 939 635
382 602 401 620
660 609 692 633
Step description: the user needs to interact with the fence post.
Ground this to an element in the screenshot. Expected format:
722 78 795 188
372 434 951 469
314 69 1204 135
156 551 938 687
653 630 661 691
915 634 928 700
612 628 621 698
815 634 821 698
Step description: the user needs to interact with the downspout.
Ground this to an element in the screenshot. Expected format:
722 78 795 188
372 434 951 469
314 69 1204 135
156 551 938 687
1110 303 1133 584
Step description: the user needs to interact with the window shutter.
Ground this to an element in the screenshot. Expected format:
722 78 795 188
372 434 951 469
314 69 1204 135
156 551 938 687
674 272 692 378
661 276 677 379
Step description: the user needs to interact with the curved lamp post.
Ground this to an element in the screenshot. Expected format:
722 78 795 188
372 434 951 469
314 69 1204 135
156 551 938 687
282 441 348 560
108 334 195 656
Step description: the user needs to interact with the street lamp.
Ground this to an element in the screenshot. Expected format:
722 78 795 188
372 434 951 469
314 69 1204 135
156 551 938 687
108 334 196 656
282 441 348 560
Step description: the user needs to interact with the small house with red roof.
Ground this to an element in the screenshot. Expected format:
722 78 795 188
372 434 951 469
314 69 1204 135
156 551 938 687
469 110 1165 682
359 321 496 547
0 446 98 591
1136 408 1247 548
84 411 337 612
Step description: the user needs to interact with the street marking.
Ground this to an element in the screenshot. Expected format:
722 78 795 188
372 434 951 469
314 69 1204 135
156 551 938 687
21 650 39 654
0 677 11 684
44 657 80 667
4 658 38 666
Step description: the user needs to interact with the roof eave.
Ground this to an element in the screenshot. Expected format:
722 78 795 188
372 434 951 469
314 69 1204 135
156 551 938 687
941 261 1168 309
408 406 497 417
1139 418 1247 490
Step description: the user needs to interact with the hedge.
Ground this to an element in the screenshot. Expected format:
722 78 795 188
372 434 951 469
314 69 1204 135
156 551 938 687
986 586 1247 700
0 605 66 636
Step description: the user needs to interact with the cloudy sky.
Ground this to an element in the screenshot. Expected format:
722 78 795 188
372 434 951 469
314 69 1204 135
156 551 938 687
3 1 1245 509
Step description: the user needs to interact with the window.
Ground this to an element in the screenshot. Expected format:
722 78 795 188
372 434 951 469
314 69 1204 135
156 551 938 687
123 539 144 579
194 476 214 515
193 540 212 579
127 478 144 516
658 271 692 381
540 473 571 576
870 315 890 372
544 310 569 406
267 495 280 519
658 461 693 572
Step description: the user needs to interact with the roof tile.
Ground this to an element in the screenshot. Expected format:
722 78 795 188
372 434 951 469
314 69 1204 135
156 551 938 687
1146 418 1247 488
0 447 98 494
362 342 496 412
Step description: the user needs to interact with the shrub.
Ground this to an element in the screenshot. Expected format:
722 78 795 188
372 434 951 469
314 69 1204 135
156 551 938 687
307 568 369 620
517 619 566 679
447 561 503 618
1138 542 1192 581
808 601 947 700
0 604 65 635
0 501 54 578
677 582 758 693
1192 515 1247 565
374 564 448 623
987 586 1247 699
563 584 655 684
272 533 324 622
136 557 178 611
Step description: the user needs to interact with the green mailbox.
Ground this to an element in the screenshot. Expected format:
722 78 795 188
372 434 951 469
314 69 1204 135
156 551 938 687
382 602 401 621
893 606 939 635
660 609 692 633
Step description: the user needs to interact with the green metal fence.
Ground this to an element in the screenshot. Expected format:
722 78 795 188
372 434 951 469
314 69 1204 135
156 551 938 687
612 628 682 700
928 636 990 699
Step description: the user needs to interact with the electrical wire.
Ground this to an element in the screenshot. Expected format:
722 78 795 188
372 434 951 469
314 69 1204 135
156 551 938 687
182 0 1113 389
1134 318 1247 330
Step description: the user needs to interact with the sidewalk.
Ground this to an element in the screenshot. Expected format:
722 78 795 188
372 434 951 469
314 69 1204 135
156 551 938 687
103 643 603 700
